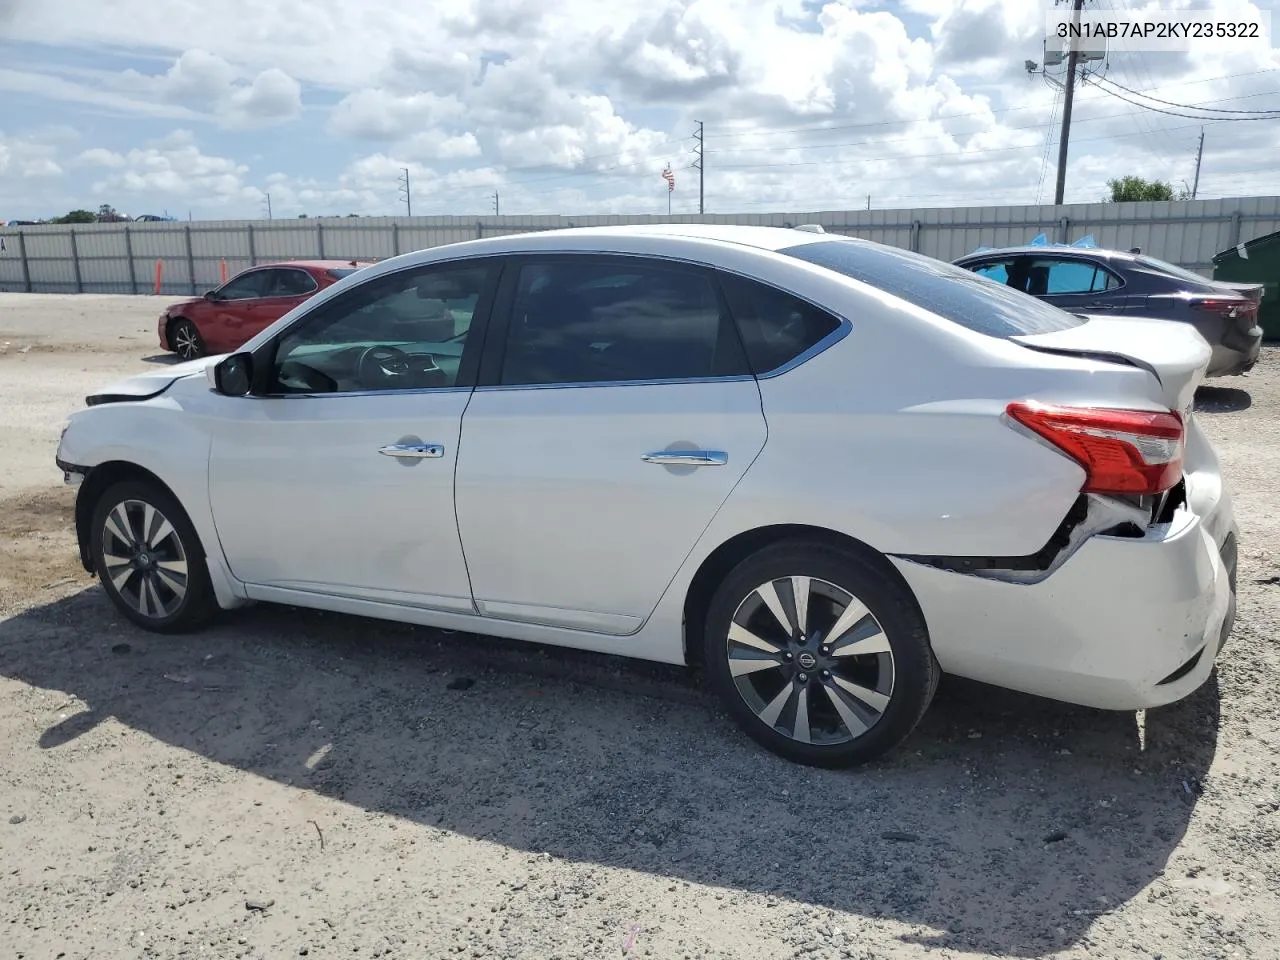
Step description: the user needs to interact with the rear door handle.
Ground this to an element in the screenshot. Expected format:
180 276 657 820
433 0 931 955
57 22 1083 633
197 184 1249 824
641 450 728 466
379 442 444 459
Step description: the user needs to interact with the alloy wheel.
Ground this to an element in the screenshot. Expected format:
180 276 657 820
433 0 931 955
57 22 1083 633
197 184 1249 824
725 576 896 745
173 323 201 360
100 499 189 619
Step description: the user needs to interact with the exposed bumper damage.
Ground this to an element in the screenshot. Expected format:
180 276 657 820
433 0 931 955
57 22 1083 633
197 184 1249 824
891 473 1236 711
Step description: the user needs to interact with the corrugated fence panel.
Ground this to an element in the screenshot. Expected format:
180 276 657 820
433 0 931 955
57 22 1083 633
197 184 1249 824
253 225 325 260
5 197 1280 293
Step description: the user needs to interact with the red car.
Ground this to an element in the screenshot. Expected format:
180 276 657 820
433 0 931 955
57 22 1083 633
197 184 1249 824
158 260 370 360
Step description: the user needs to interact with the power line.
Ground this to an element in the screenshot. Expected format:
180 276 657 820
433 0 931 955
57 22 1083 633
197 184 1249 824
1089 75 1280 116
1086 76 1280 121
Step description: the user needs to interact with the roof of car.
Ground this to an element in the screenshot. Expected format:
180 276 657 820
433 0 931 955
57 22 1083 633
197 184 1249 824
955 245 1135 261
251 259 373 270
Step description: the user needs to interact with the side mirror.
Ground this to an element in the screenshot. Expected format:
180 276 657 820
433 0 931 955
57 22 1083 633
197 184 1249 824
203 289 220 300
212 353 254 397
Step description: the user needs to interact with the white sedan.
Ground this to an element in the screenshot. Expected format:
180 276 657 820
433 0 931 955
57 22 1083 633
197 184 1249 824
56 225 1238 767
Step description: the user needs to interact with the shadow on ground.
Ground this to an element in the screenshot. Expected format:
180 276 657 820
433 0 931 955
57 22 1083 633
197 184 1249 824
141 353 183 365
1195 385 1252 413
0 589 1218 956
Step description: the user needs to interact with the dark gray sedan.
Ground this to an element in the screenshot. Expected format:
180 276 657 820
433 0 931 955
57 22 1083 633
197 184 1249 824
952 246 1263 377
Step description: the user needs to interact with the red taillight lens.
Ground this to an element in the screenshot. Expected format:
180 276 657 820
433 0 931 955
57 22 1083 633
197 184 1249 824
1006 402 1184 495
1191 297 1253 319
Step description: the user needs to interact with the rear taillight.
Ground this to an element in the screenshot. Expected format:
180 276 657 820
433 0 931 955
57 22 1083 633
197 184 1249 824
1191 297 1256 323
1006 402 1184 495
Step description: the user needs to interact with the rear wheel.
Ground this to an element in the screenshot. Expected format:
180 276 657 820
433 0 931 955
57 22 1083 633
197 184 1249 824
703 541 938 767
169 318 204 360
89 480 217 633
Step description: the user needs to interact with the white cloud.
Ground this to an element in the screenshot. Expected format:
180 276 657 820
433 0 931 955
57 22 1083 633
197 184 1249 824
227 67 303 125
327 89 464 140
400 131 483 161
82 131 261 208
0 129 67 179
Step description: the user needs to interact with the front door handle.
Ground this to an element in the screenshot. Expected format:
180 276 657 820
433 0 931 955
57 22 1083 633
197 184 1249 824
379 442 444 459
642 450 728 466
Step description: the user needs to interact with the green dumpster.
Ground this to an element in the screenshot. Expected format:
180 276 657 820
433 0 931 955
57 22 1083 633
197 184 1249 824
1213 229 1280 341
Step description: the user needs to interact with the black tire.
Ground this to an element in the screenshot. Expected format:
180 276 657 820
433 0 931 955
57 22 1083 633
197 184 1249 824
169 318 205 360
89 480 218 633
703 540 938 768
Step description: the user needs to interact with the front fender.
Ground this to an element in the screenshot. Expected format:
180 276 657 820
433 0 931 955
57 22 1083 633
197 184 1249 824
57 397 247 609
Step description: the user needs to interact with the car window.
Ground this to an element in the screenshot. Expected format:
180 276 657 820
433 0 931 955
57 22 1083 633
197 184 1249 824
965 258 1026 290
268 263 490 394
1134 255 1210 285
267 268 318 297
498 259 749 386
326 267 360 280
718 273 841 375
1025 258 1117 296
218 271 272 301
780 239 1085 338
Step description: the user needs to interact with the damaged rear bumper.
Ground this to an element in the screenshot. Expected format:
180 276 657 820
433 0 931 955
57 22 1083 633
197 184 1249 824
892 497 1236 711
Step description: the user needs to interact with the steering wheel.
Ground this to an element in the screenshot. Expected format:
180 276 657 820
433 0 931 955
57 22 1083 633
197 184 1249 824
357 345 412 388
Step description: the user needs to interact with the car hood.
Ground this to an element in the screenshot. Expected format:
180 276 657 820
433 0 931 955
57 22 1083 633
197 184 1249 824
85 355 227 406
165 296 205 313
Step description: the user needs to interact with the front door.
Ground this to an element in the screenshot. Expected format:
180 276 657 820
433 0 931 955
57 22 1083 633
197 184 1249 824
207 259 498 612
455 255 768 635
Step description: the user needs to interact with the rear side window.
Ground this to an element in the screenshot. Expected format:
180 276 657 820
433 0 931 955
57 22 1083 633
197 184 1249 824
781 240 1086 338
1025 257 1119 295
718 273 841 374
498 258 750 386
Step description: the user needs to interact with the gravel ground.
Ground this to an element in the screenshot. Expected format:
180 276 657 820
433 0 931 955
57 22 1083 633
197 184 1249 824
2 293 1279 960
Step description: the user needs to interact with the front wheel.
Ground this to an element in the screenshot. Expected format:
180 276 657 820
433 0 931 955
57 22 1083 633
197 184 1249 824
169 318 205 360
89 480 217 633
703 541 938 767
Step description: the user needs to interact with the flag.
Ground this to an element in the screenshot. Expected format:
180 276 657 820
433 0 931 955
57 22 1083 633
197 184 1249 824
662 166 675 192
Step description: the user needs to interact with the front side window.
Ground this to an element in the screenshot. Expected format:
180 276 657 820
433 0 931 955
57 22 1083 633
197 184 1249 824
217 271 271 301
498 258 748 386
966 258 1022 288
1025 258 1118 296
718 273 841 374
268 263 490 394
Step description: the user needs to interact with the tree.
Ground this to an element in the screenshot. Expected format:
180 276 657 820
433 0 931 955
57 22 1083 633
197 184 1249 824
50 209 96 224
1105 176 1188 202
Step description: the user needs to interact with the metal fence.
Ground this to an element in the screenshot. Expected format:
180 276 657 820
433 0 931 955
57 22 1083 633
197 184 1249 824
3 196 1278 296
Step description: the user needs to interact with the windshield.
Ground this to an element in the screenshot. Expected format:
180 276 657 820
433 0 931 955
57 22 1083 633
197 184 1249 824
326 267 360 280
780 239 1086 338
1133 255 1211 285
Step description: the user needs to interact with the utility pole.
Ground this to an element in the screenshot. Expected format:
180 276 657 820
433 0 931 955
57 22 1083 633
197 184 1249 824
692 120 704 215
1053 0 1085 205
866 194 871 210
492 192 500 215
264 192 273 220
1191 127 1205 199
398 167 412 217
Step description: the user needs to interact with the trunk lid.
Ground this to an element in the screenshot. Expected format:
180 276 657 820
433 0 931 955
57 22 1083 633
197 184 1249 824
1012 315 1211 413
1213 280 1264 304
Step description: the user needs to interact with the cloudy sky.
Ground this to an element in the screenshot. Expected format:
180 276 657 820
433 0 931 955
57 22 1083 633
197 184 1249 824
0 0 1276 220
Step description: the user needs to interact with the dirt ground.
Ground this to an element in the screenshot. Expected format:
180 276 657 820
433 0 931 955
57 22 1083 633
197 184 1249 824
2 293 1279 960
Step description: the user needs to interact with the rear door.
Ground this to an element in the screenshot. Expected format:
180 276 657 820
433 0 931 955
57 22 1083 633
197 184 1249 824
454 254 768 635
1025 255 1126 313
